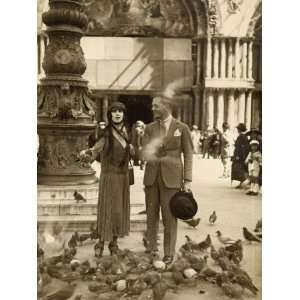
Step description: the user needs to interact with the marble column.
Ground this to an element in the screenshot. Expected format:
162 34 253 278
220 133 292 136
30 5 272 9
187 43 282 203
227 90 235 130
216 90 224 130
238 90 246 124
201 91 207 130
258 43 262 82
213 39 219 78
227 39 233 78
242 40 248 79
247 40 253 79
102 95 109 123
245 90 252 129
193 87 201 126
234 38 240 79
220 39 226 78
177 105 182 121
206 37 212 78
206 89 214 129
196 40 202 84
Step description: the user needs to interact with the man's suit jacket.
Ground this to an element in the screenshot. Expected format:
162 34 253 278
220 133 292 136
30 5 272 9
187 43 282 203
142 118 193 189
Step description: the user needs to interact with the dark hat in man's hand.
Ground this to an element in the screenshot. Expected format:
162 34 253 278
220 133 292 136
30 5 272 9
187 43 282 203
169 191 198 220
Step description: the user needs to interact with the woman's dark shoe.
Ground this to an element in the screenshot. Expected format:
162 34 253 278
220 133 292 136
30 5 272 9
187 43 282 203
94 241 104 258
246 191 253 195
162 256 174 264
108 237 119 255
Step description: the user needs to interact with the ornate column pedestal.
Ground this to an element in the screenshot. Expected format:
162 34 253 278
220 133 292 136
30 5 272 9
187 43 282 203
37 0 98 231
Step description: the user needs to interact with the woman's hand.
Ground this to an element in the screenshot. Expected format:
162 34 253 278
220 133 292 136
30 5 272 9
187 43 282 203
129 144 135 156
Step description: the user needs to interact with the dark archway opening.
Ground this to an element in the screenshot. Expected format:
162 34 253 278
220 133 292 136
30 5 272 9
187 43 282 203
118 95 153 127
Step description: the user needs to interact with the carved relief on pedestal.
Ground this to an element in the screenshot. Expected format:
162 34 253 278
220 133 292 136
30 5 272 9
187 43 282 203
227 0 243 14
42 35 87 75
207 0 219 35
38 85 95 121
38 134 92 173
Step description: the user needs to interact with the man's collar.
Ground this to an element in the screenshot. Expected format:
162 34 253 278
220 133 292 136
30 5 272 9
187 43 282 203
162 114 172 123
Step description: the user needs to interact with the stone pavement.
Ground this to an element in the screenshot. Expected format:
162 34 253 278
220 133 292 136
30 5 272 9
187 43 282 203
63 156 262 300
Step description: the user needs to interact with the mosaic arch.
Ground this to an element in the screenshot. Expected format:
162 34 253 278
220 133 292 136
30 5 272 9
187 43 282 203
83 0 209 37
247 1 261 39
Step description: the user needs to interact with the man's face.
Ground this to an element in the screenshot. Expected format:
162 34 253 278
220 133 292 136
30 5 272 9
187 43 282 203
152 97 169 120
111 109 124 124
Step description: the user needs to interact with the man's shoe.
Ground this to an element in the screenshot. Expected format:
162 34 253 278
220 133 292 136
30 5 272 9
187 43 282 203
252 192 259 196
246 191 253 195
162 256 174 264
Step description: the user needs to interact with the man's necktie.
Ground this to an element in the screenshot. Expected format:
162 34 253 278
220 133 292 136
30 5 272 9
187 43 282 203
160 121 167 138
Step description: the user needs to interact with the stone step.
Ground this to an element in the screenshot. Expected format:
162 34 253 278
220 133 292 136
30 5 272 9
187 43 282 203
37 214 155 233
37 203 145 216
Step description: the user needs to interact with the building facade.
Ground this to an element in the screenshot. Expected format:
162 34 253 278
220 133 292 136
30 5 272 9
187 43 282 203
38 0 262 131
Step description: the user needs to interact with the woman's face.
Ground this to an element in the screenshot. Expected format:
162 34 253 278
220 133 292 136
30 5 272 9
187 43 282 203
111 109 124 124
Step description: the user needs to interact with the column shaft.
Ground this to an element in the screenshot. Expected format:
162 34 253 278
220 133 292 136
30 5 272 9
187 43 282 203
207 90 214 129
234 38 240 78
247 40 253 79
228 39 233 78
242 40 248 79
245 91 252 129
220 39 226 78
213 39 219 78
201 91 207 130
206 37 212 78
196 40 202 83
227 90 235 130
102 96 109 123
238 91 246 124
216 90 224 130
193 88 201 126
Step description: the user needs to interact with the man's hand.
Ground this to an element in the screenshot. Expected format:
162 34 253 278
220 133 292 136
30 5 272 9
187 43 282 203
183 181 192 192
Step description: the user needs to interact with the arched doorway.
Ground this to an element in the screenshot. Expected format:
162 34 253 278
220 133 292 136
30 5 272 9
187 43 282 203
118 94 153 127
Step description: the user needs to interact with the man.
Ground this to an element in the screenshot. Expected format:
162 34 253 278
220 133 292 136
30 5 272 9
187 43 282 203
220 122 234 178
142 95 193 264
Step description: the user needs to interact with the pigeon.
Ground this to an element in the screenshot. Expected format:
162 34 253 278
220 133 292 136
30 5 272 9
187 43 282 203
230 270 259 295
209 211 217 225
197 234 212 251
153 279 168 300
68 233 78 249
210 244 220 262
216 230 236 245
73 191 86 203
183 218 201 228
242 227 261 243
221 282 244 298
254 219 262 232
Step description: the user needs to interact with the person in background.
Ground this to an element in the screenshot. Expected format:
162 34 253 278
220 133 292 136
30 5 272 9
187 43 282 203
132 120 146 168
231 123 250 189
202 130 211 159
210 127 221 159
220 122 234 178
245 140 262 195
191 125 201 154
81 102 134 257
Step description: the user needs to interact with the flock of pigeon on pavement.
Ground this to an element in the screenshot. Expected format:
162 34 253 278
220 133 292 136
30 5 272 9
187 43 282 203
37 211 262 300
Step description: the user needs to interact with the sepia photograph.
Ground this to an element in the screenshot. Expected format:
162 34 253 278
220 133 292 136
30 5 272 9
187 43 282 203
36 1 263 299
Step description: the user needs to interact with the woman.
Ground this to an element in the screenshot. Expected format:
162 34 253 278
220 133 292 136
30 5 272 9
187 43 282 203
81 102 134 257
231 123 250 189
